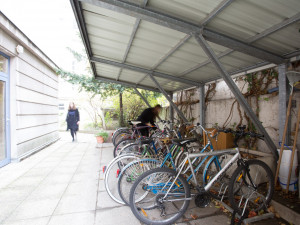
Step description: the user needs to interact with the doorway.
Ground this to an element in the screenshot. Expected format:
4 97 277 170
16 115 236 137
0 52 10 167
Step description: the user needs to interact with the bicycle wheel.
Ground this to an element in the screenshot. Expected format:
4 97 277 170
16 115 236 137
114 138 136 158
129 167 191 225
228 159 274 215
203 156 229 200
114 130 133 146
104 154 141 204
112 128 129 145
118 158 161 205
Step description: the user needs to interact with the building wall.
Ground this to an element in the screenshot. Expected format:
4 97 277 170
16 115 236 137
0 20 59 161
175 70 300 154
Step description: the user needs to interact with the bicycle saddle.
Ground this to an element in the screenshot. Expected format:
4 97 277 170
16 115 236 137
172 138 198 146
128 120 141 125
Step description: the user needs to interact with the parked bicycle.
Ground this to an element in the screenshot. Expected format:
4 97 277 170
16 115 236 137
128 125 274 225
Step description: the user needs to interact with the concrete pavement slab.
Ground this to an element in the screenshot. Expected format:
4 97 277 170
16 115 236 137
1 216 50 225
48 211 95 225
95 207 141 225
6 198 60 221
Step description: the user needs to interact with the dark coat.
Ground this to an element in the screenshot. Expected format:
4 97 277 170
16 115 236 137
137 107 156 125
66 109 80 131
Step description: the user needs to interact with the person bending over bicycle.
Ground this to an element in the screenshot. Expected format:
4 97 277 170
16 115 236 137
136 104 162 136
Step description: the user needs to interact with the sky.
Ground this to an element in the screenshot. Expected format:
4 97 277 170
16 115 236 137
0 0 84 71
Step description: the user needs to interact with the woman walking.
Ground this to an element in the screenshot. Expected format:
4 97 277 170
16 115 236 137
66 102 80 142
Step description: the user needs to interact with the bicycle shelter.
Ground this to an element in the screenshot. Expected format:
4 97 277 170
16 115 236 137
70 0 300 160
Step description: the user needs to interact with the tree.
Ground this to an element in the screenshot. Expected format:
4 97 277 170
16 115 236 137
58 39 162 128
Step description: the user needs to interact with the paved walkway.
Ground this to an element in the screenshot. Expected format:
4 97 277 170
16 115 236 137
0 132 230 225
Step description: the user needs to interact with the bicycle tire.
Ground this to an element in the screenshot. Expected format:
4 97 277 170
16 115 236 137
104 154 141 204
114 130 133 146
114 138 136 158
129 167 191 225
228 159 274 214
112 128 129 145
118 158 161 205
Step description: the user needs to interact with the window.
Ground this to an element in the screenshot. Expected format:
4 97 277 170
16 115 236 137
0 55 8 74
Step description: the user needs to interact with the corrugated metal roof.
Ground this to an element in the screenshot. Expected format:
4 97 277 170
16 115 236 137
71 0 300 92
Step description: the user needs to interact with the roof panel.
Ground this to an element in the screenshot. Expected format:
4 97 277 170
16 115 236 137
253 23 300 55
155 38 229 75
148 0 224 24
126 20 186 68
118 68 146 81
73 0 300 93
83 3 136 61
207 0 300 41
95 63 121 80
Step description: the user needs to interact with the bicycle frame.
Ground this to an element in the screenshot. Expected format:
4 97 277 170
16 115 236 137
163 148 240 198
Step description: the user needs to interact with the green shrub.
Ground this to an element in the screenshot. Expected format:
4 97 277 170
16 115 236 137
95 131 109 141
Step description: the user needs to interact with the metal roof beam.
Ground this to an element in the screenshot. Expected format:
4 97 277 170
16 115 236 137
202 29 285 64
79 0 285 64
151 35 192 69
90 56 201 86
78 0 199 34
247 12 300 43
71 0 97 76
200 0 234 26
95 75 165 93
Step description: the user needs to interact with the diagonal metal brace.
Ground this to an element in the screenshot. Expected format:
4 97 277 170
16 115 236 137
194 34 278 159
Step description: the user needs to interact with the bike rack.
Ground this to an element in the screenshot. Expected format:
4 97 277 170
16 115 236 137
217 191 274 224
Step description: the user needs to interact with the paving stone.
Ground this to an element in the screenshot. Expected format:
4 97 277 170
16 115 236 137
27 183 68 201
1 217 50 225
95 206 140 225
0 201 21 224
71 171 99 183
96 191 123 209
48 211 95 225
40 174 73 185
6 199 60 220
7 176 44 189
98 179 105 192
53 193 96 215
64 180 98 197
0 186 33 203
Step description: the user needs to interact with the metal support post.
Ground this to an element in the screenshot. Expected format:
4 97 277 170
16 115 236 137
199 85 205 133
194 34 278 159
278 64 291 145
169 92 174 127
134 87 151 108
148 74 189 123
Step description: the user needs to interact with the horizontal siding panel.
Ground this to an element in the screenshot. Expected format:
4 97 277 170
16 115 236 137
17 101 58 115
17 59 58 89
16 86 58 106
16 123 58 144
18 48 58 82
16 115 59 130
17 131 59 157
16 72 58 98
